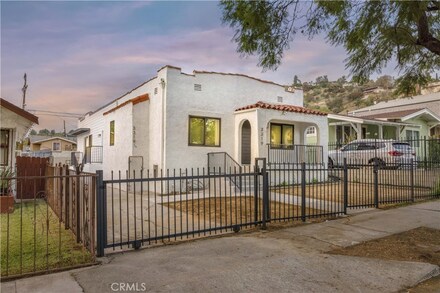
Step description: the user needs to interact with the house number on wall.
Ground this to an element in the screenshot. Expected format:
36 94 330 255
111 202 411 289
260 128 264 145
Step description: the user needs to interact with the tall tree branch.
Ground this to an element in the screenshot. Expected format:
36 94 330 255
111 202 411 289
416 10 440 54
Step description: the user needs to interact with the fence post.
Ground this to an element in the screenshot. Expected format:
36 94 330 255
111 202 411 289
343 158 348 214
374 160 379 209
65 166 70 229
301 162 306 222
96 170 105 257
254 161 259 223
75 166 81 243
423 136 427 170
410 159 415 202
261 158 269 229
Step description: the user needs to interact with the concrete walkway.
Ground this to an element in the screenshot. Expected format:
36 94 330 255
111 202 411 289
2 200 440 293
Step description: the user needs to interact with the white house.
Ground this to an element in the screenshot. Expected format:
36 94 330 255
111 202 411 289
1 98 39 169
72 66 328 179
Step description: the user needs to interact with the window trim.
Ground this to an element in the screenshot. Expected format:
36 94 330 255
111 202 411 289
0 129 10 166
188 115 221 147
52 142 61 151
110 121 115 146
270 123 294 148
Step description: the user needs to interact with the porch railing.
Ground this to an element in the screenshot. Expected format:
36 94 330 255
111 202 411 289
267 144 324 165
207 152 242 189
85 146 103 164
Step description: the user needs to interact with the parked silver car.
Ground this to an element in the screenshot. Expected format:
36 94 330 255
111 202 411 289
328 139 415 168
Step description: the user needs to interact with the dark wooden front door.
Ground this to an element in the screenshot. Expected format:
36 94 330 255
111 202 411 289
241 121 251 164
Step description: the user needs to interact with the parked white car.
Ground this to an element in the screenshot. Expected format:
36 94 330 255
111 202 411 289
328 139 415 168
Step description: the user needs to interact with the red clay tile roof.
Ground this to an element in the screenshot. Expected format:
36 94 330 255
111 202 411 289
103 94 149 116
0 98 39 124
235 101 327 116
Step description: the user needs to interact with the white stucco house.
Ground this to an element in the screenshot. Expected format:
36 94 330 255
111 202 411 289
72 66 328 179
1 98 39 169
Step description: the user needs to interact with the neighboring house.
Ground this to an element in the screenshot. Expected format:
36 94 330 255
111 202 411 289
25 136 77 165
0 98 39 169
71 65 328 179
326 93 440 159
349 92 440 139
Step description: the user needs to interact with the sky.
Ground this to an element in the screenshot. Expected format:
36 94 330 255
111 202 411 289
1 1 397 131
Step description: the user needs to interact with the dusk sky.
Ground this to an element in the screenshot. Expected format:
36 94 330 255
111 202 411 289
1 1 397 131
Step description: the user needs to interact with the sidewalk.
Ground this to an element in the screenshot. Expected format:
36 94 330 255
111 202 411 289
2 200 440 293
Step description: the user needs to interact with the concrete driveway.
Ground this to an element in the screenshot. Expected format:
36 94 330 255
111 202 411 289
2 200 440 293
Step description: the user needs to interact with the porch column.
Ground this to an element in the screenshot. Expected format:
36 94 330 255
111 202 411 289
378 125 383 139
396 127 401 139
350 123 362 140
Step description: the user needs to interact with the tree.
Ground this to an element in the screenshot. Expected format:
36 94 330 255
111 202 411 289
30 129 37 135
315 75 328 86
220 1 440 87
375 75 394 89
38 129 50 136
292 75 302 87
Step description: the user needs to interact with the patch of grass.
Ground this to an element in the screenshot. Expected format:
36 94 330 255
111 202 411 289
1 200 94 277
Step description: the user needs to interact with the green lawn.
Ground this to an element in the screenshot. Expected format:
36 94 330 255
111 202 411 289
1 200 94 277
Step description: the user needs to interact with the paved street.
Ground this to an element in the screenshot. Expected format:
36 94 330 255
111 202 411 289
2 200 440 293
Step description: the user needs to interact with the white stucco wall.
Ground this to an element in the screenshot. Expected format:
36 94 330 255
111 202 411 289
77 66 318 176
1 107 35 168
164 67 303 170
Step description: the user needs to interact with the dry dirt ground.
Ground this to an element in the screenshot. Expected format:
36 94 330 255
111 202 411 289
329 227 440 292
164 197 324 225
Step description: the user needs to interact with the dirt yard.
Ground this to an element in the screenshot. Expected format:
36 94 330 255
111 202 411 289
328 227 440 292
272 183 434 206
164 197 324 226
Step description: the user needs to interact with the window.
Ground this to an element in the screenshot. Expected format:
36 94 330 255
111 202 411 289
110 121 115 146
336 125 353 144
270 123 294 147
0 130 9 166
52 142 61 151
277 96 283 103
194 84 202 91
406 129 420 147
188 116 220 147
306 126 316 135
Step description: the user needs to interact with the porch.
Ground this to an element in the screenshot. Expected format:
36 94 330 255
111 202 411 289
328 114 415 145
234 101 328 166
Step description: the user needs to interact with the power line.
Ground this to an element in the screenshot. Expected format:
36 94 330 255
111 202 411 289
27 109 83 118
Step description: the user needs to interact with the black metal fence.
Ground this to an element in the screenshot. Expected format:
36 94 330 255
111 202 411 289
1 169 96 279
94 152 440 256
328 137 440 168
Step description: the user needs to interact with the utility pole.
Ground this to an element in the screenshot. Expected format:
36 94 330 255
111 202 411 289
22 73 28 110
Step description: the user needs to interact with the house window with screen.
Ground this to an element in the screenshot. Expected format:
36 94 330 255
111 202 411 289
188 116 220 147
110 121 115 146
53 142 61 151
406 129 420 147
0 130 9 166
270 123 294 147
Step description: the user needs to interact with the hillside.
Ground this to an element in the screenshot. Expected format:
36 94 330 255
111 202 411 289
302 76 440 114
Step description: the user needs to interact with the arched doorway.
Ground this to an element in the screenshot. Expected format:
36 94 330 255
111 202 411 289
241 120 251 164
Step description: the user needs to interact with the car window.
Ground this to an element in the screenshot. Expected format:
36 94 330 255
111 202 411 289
358 143 376 150
342 143 358 151
392 143 412 152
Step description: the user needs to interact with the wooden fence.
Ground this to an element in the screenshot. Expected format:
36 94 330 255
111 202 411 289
45 164 97 254
16 156 49 199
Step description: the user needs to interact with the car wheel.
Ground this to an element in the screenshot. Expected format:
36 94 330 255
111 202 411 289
328 158 334 169
370 158 386 169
